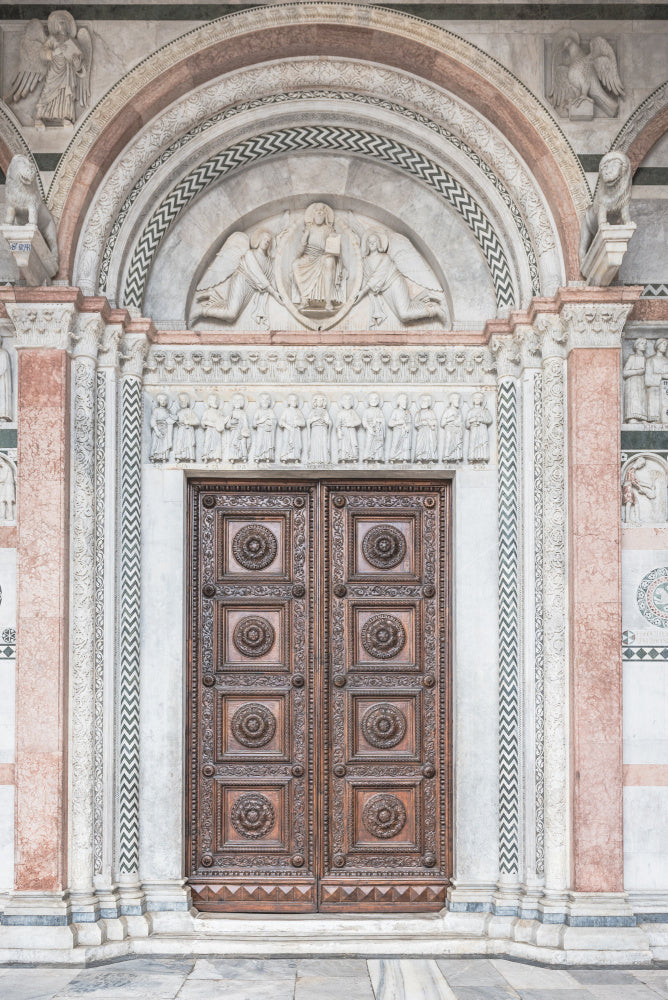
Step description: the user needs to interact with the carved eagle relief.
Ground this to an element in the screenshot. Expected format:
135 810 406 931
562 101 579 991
549 29 624 119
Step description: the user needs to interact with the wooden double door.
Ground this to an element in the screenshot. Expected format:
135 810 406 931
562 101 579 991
187 480 451 912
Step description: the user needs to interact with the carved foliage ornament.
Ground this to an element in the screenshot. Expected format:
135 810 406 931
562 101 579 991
361 614 407 660
362 793 407 839
231 792 275 839
232 615 276 658
232 524 278 570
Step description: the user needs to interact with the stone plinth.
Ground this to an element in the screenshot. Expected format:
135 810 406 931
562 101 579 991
0 224 57 286
581 223 637 288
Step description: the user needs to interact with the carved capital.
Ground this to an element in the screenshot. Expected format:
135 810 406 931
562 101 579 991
559 302 633 349
5 303 76 350
535 314 568 360
71 313 104 361
491 334 521 379
119 333 149 379
97 323 123 370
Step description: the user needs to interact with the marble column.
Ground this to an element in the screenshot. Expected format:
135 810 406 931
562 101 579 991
68 312 103 921
1 299 75 924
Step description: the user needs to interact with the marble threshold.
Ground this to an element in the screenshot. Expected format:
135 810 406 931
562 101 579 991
1 909 668 966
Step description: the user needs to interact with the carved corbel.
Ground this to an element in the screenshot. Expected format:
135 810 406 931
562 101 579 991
4 302 75 350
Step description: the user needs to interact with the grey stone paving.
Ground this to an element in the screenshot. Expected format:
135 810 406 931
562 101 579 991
0 957 667 999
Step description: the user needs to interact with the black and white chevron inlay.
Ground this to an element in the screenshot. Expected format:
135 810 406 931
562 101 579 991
122 125 516 311
118 376 143 875
497 378 520 876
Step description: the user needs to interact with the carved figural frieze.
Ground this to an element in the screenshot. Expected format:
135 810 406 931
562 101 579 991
622 456 667 526
148 390 494 466
231 792 275 839
0 340 12 423
362 793 407 839
362 703 407 749
7 11 92 129
549 29 623 120
3 156 59 278
361 525 407 570
579 151 633 267
192 205 448 331
361 614 407 660
232 615 276 658
231 703 277 749
622 339 668 426
232 524 278 571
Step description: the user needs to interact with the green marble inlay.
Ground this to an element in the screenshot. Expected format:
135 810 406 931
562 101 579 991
0 430 17 449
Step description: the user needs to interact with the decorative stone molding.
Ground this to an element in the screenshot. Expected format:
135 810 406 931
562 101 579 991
560 302 634 348
0 225 54 287
71 313 104 360
4 303 75 350
581 224 637 287
611 79 668 160
144 346 497 387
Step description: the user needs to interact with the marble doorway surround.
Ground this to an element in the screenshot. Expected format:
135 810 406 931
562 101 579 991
0 283 655 966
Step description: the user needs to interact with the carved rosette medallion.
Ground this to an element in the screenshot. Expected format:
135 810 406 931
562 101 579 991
231 703 277 748
232 616 276 657
362 703 407 748
362 525 407 569
361 614 407 660
362 793 407 839
232 524 278 570
231 792 275 839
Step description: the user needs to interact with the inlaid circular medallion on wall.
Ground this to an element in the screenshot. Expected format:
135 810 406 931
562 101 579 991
231 792 275 839
362 525 407 569
231 703 277 748
232 524 278 570
232 616 276 657
362 793 407 839
362 703 407 748
361 614 406 659
637 567 668 628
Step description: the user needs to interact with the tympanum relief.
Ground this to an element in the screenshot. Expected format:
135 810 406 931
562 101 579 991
191 204 449 332
148 390 493 468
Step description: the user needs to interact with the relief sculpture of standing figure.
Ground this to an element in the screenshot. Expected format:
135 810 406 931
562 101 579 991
362 393 386 462
623 338 648 424
173 393 199 462
0 339 13 423
279 394 306 463
645 339 668 424
307 394 332 463
200 395 224 462
466 392 493 463
414 395 438 463
336 394 361 462
149 393 176 463
253 393 277 462
441 393 464 461
388 394 412 463
227 394 251 463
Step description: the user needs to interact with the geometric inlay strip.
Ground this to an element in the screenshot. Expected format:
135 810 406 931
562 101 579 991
497 377 520 876
118 376 143 874
122 124 516 311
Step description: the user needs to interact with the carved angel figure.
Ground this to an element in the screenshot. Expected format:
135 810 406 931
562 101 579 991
549 30 624 119
194 230 279 328
7 11 92 129
357 230 447 328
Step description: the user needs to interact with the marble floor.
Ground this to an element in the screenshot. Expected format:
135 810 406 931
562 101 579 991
1 957 668 1000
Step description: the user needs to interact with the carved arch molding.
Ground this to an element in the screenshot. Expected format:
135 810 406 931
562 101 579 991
56 5 588 315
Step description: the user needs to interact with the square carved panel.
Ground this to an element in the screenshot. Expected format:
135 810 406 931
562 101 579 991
349 693 420 761
219 515 289 579
351 605 417 670
215 693 288 761
217 604 289 671
350 515 419 580
215 781 289 852
348 781 420 851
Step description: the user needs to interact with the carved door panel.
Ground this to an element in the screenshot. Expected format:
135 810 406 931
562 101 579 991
188 480 450 913
188 483 317 911
320 483 450 912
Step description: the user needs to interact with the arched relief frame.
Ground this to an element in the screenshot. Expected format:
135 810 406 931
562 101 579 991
611 79 668 171
53 3 587 288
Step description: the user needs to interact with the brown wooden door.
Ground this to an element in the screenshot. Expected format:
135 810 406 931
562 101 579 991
187 480 450 913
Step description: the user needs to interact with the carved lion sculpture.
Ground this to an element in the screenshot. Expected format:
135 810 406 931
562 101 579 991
579 150 632 266
4 155 59 277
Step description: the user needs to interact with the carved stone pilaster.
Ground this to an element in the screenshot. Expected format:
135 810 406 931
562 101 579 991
4 303 75 350
69 313 102 920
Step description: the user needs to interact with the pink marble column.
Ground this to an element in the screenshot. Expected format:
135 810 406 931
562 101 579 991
568 347 623 893
14 347 70 892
